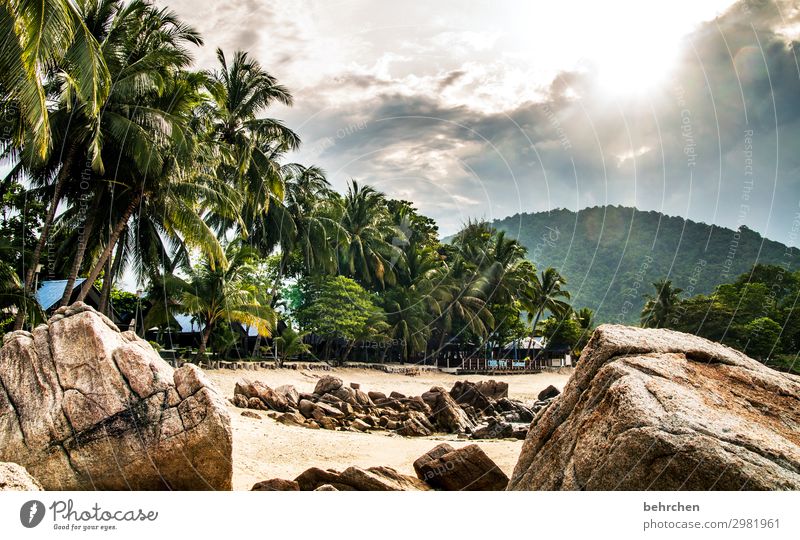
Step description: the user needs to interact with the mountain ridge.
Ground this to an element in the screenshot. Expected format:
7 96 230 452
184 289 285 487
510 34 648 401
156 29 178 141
489 205 799 324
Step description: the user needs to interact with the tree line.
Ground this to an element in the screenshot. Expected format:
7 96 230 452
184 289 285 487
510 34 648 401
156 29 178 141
0 0 589 364
641 264 799 373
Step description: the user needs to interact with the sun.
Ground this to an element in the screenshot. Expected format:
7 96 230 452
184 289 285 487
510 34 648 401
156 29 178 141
588 25 683 97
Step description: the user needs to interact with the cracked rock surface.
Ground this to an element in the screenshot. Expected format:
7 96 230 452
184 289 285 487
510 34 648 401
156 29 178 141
508 324 800 490
0 303 232 490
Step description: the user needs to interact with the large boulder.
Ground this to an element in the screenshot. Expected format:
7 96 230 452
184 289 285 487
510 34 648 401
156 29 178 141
0 462 42 491
314 375 343 396
449 381 496 415
295 466 431 491
0 303 233 490
421 387 475 433
509 325 800 490
414 444 509 490
235 379 290 412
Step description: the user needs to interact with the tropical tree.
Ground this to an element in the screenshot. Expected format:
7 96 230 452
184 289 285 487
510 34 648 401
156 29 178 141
640 278 683 328
295 275 385 362
520 266 571 337
181 242 276 360
335 180 404 289
740 317 782 360
203 48 300 234
273 324 310 367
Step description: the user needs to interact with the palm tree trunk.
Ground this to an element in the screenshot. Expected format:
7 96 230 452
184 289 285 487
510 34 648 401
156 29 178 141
58 193 101 307
251 334 262 359
99 234 126 315
14 148 76 329
196 324 213 362
76 194 141 303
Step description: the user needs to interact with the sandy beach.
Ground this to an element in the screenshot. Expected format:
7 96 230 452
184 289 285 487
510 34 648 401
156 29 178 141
206 367 572 490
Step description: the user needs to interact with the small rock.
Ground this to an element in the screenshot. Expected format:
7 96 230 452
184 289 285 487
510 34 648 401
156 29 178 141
276 411 307 427
251 478 299 491
241 410 261 419
296 466 431 491
275 385 300 408
351 418 370 431
537 385 560 401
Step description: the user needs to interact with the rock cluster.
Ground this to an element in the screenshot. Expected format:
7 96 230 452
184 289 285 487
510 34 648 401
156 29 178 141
233 375 539 438
509 324 800 491
0 303 233 490
253 443 509 491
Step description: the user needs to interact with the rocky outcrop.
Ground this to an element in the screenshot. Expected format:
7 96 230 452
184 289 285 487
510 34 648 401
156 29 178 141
0 303 233 490
509 325 800 490
235 379 290 412
294 466 431 491
0 462 42 491
414 443 509 490
450 381 496 416
314 375 343 395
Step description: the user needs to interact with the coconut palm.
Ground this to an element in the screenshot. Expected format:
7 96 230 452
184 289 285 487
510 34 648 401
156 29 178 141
181 242 276 360
6 0 209 318
273 324 310 367
336 180 404 288
383 287 431 361
3 0 114 328
521 266 571 338
641 279 683 328
0 0 109 157
203 48 300 234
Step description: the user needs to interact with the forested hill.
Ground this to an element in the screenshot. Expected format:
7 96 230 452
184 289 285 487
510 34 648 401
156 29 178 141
491 206 800 324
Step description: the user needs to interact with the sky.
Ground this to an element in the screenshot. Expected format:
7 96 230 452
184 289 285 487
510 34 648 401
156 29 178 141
164 0 800 247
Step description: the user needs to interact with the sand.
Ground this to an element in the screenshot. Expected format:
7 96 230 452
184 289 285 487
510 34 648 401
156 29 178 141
206 367 572 490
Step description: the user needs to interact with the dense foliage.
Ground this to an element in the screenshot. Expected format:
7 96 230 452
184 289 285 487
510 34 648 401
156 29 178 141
656 264 799 372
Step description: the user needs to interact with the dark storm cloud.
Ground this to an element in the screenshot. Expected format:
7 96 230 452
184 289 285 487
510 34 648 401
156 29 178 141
285 0 800 245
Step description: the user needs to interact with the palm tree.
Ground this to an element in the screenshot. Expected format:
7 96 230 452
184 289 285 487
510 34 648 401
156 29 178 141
5 0 210 319
383 288 431 361
273 324 310 367
521 266 571 338
641 279 683 328
336 180 404 288
181 242 276 360
3 0 112 328
0 0 109 157
203 48 300 234
247 164 338 302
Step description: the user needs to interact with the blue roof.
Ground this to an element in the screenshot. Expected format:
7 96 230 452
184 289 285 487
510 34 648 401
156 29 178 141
172 313 205 333
36 279 86 311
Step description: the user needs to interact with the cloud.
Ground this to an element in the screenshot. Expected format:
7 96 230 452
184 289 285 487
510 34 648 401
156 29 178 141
163 0 800 246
